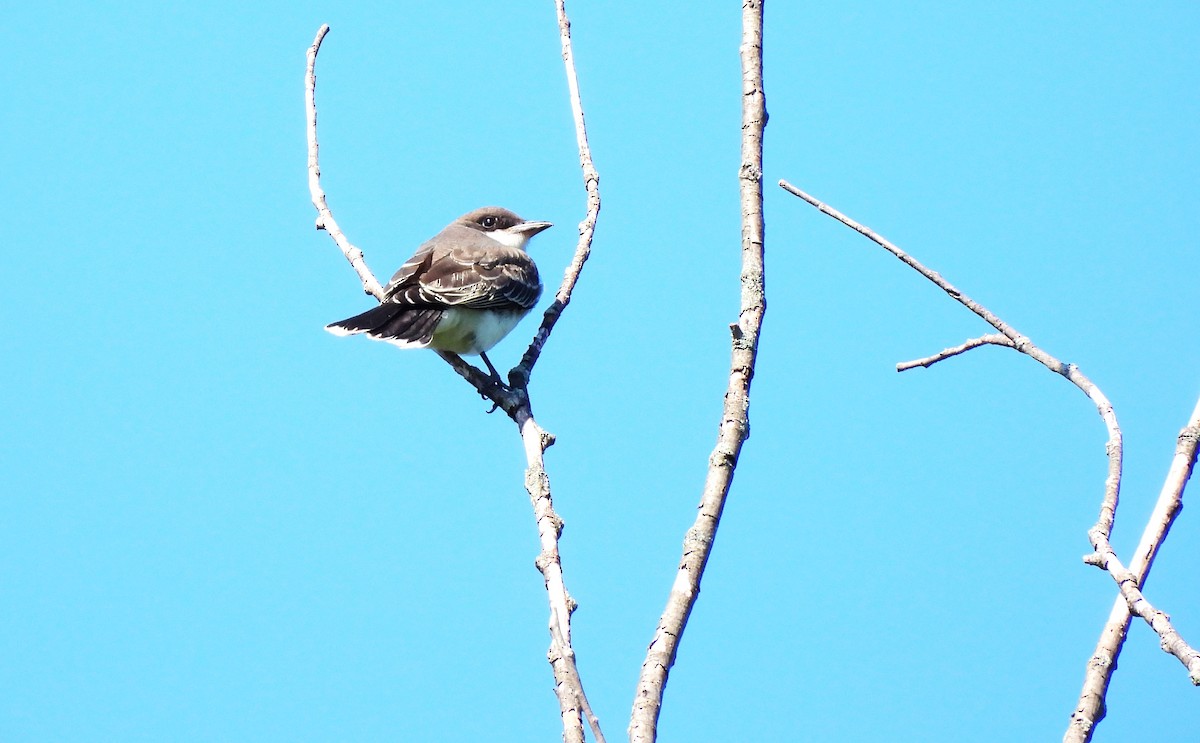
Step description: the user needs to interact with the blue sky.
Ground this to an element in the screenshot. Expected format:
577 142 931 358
4 3 1198 741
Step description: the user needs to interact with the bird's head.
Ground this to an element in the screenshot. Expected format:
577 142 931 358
457 207 552 250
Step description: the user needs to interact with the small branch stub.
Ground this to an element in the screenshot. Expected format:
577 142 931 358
897 333 1014 371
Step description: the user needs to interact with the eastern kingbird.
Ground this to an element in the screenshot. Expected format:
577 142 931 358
325 207 552 380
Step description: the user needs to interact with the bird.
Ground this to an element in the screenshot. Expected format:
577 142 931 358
325 206 552 381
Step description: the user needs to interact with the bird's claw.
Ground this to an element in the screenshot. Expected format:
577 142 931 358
480 376 507 414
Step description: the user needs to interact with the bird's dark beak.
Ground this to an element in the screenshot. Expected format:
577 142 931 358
516 220 553 236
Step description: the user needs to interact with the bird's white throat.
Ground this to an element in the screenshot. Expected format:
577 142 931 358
484 228 533 250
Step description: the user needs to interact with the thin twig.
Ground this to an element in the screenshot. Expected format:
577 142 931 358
511 0 601 388
896 334 1014 371
1066 395 1200 743
306 25 385 302
779 180 1200 685
628 3 766 741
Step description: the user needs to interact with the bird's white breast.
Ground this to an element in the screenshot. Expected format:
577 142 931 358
430 308 528 355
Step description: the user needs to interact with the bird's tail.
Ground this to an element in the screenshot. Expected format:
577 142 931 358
324 304 444 348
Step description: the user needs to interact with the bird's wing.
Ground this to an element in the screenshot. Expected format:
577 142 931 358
384 241 436 290
384 227 542 311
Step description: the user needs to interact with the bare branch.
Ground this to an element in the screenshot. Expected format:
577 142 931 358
512 0 601 386
1127 396 1200 597
515 409 588 743
305 25 385 301
1066 395 1200 742
779 180 1200 686
628 3 767 741
896 333 1015 371
778 181 1022 338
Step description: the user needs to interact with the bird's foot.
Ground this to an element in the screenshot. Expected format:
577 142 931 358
479 353 507 413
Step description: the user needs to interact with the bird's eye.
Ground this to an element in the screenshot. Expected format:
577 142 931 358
481 215 498 229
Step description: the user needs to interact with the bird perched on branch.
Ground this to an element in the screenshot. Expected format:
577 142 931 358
325 207 552 381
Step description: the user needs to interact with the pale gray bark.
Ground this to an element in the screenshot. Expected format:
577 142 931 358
628 3 767 741
1065 397 1200 742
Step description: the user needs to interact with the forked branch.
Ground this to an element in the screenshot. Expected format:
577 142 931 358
305 19 604 743
513 0 601 387
1066 395 1200 742
778 180 1200 709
